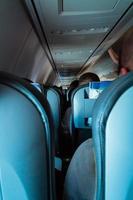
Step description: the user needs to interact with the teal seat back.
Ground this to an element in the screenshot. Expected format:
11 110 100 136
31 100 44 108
93 73 133 200
0 72 55 200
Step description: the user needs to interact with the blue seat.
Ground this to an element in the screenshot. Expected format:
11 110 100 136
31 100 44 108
92 72 133 200
46 88 61 153
72 84 95 129
64 80 113 200
53 86 63 97
73 81 112 129
0 72 55 200
70 81 112 147
31 83 61 155
70 84 95 148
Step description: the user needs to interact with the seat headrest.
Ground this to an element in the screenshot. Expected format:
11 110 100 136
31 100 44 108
72 81 112 129
92 72 133 200
89 81 112 99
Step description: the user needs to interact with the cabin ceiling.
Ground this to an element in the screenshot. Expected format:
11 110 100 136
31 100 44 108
26 0 133 84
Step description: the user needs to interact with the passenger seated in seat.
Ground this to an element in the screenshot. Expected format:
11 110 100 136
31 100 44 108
64 27 133 200
79 72 100 85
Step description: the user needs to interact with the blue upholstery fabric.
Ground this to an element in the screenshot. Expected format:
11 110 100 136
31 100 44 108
47 88 61 131
46 88 61 154
31 84 61 135
72 81 112 129
92 72 133 200
0 72 55 200
32 84 61 154
72 84 95 129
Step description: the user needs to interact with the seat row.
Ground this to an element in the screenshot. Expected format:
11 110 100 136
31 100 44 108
1 71 133 200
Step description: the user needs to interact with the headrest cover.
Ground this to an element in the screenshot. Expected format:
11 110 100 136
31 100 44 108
89 81 112 99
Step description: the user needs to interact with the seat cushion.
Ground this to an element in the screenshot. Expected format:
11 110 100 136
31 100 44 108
64 139 96 200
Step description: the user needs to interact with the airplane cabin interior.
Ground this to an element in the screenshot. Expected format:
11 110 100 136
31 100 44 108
0 1 133 200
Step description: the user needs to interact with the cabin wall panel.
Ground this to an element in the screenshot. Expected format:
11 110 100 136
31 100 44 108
0 0 55 84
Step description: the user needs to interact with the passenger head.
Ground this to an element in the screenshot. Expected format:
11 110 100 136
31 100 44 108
79 72 100 85
119 27 133 72
69 80 79 89
108 27 133 75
